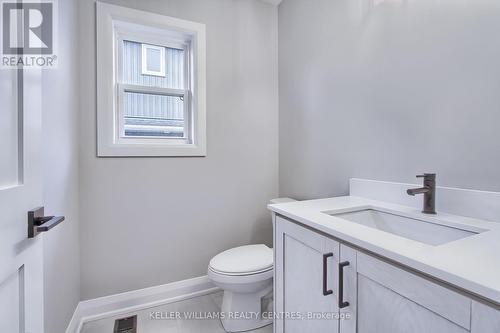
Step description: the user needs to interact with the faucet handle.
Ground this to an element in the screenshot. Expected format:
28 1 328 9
416 173 436 179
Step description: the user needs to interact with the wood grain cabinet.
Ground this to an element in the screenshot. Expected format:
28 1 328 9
274 215 340 333
352 252 470 333
274 215 500 333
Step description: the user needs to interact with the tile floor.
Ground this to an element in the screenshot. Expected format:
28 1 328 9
81 292 273 333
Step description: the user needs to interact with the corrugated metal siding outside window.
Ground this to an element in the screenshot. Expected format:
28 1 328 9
122 40 185 121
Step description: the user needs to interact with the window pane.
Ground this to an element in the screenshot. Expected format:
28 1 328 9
123 92 184 138
146 47 162 72
123 40 184 89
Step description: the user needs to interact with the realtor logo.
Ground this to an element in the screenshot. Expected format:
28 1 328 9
1 0 57 68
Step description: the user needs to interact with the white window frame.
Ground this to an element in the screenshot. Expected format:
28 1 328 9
97 2 206 157
141 43 166 77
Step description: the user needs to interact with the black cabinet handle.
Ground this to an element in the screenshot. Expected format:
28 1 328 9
339 261 350 308
322 253 333 296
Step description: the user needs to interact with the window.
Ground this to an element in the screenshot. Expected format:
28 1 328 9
97 3 206 156
119 40 186 139
141 44 165 77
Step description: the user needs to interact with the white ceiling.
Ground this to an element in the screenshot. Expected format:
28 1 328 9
258 0 283 6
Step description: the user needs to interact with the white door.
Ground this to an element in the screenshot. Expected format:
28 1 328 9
274 216 340 333
0 64 45 332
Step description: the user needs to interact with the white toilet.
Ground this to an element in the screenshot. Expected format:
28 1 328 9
208 198 296 332
208 244 273 332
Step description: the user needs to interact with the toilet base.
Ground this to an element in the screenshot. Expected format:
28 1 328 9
220 285 273 332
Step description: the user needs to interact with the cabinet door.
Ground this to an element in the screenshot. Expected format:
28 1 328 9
471 301 500 332
353 252 471 333
339 245 357 333
274 216 340 333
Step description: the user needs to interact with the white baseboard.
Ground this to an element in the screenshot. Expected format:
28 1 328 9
66 275 219 333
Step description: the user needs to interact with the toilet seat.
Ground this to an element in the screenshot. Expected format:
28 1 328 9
209 265 272 276
208 266 273 286
209 244 273 275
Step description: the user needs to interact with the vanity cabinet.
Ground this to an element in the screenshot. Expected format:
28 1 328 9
274 215 500 333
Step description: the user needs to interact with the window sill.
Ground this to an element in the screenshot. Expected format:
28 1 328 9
97 142 206 157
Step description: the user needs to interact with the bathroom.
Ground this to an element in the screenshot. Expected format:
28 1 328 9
1 0 500 332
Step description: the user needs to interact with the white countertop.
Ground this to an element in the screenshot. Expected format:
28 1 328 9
269 196 500 305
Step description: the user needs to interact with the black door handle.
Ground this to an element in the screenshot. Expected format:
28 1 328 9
339 261 350 308
322 253 333 296
28 207 65 238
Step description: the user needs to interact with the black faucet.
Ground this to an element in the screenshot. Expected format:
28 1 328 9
407 173 436 214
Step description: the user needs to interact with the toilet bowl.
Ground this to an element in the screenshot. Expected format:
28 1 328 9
208 244 273 332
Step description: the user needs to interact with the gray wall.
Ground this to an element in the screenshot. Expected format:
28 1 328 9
42 0 81 331
278 0 500 199
79 0 279 299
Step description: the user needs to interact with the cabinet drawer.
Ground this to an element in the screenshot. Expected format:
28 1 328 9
357 252 471 330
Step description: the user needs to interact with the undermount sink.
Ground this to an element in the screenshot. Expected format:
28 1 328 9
329 209 482 246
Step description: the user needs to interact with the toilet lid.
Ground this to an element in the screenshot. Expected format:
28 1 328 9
209 244 273 274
